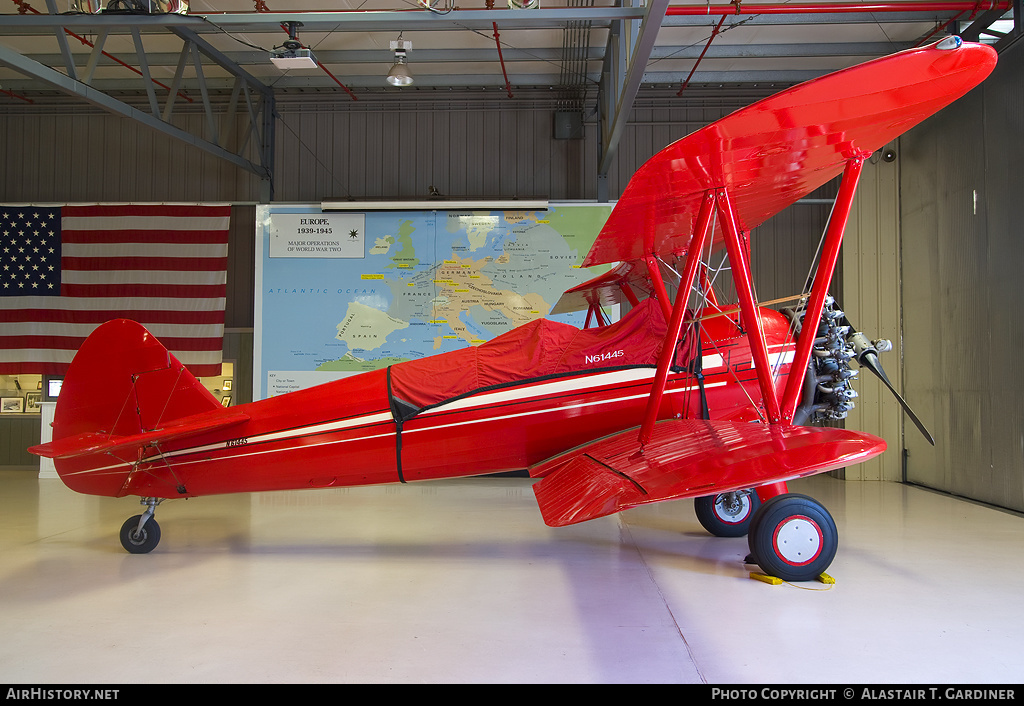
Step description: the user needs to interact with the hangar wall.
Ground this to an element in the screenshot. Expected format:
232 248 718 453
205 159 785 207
2 89 842 474
843 146 903 483
899 39 1024 513
0 107 264 204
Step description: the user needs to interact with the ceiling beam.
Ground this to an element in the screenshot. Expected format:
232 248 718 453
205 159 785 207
13 41 915 71
0 8 646 35
597 0 671 183
0 41 270 179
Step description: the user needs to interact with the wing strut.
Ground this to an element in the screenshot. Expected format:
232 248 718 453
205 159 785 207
780 154 867 422
583 301 608 328
618 280 640 308
639 190 716 447
717 187 783 424
643 255 672 322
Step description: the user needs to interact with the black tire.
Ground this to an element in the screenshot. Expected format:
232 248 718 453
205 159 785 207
747 493 837 582
694 489 761 537
119 514 161 554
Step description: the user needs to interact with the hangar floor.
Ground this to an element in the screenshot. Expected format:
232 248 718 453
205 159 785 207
0 468 1021 685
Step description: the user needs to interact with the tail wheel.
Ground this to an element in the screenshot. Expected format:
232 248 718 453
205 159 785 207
694 489 761 537
120 514 161 554
747 493 837 581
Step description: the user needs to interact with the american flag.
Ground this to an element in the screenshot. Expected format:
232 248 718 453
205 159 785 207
0 203 231 377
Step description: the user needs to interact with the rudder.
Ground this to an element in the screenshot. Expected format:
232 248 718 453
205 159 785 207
31 319 227 497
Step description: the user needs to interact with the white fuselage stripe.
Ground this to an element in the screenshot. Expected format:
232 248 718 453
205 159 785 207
403 380 728 435
63 357 766 477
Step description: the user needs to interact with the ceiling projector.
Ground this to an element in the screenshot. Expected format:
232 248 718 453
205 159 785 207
270 46 317 70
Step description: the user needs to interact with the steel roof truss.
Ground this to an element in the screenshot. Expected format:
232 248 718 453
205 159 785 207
0 42 269 179
44 0 79 82
82 28 110 87
162 41 191 123
598 0 670 179
131 26 160 117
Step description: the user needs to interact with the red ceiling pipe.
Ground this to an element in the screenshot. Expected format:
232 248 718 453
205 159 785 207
666 1 1009 16
915 8 970 43
677 14 726 96
493 23 515 98
1 87 33 103
316 60 358 101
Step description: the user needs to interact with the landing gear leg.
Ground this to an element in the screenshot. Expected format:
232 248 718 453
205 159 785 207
747 493 837 582
119 498 163 554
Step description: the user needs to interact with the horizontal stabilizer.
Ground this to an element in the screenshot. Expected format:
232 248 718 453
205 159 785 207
30 408 250 460
530 419 885 527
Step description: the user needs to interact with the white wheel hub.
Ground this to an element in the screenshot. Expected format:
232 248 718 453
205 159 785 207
772 515 823 566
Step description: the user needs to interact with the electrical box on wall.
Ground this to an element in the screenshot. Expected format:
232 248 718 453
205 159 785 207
554 111 584 140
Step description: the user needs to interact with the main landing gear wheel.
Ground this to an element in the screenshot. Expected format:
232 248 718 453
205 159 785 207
747 493 837 582
694 489 761 537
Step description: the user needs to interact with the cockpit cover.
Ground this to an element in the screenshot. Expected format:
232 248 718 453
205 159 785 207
388 298 667 415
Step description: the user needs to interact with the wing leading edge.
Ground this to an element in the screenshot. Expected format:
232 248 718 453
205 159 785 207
529 419 885 527
584 39 997 268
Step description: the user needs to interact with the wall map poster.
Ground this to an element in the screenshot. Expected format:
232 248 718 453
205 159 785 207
254 204 613 400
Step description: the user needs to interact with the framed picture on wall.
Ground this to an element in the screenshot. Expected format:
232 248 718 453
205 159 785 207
1 397 24 414
25 392 41 413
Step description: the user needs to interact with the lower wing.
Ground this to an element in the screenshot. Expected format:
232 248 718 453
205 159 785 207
529 419 885 527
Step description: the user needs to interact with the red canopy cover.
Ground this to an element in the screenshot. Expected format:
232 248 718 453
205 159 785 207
388 298 668 414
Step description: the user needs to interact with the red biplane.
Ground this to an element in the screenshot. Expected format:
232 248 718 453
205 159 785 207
30 38 995 581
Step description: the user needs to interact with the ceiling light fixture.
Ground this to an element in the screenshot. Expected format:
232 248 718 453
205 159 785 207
387 35 413 86
270 21 318 70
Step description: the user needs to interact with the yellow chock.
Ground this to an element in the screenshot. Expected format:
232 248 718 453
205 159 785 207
817 573 836 584
749 572 782 585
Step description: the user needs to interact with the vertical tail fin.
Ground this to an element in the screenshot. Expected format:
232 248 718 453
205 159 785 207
29 319 242 497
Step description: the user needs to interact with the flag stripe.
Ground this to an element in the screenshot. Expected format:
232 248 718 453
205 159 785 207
0 335 225 351
60 283 226 298
62 243 228 258
60 230 231 245
0 348 224 370
0 298 226 314
61 256 228 272
1 321 225 338
0 350 224 364
61 270 227 286
61 204 231 219
0 203 231 376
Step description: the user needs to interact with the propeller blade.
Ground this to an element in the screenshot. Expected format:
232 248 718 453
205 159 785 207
856 349 936 447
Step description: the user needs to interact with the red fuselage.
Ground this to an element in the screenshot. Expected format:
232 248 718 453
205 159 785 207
54 308 796 500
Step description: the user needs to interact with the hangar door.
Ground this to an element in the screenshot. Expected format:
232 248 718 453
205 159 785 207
899 40 1024 514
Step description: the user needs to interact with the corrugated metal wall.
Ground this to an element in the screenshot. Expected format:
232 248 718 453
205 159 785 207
843 145 904 482
269 90 780 204
272 96 593 202
899 40 1024 513
0 107 264 204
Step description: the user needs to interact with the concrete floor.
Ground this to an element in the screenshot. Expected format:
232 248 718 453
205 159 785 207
0 469 1022 684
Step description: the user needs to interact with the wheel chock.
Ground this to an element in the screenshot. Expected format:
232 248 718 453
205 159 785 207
748 571 836 585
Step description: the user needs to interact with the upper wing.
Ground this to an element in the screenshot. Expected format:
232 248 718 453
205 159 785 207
529 419 885 527
583 39 997 268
